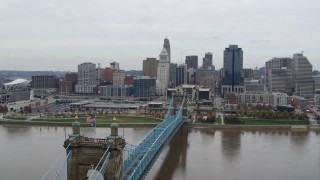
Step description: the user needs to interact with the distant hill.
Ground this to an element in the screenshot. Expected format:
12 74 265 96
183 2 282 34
0 70 68 80
0 70 143 84
125 70 142 76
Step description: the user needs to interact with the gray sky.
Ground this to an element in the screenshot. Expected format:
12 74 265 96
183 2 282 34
1 0 319 71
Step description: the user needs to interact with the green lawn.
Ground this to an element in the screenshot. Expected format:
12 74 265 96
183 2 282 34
215 117 222 124
240 118 309 125
34 115 162 124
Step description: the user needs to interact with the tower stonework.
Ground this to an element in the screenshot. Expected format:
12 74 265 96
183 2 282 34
64 122 125 180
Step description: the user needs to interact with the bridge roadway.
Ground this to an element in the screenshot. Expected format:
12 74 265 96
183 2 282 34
123 98 185 180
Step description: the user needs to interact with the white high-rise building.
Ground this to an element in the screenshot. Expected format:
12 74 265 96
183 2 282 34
156 47 170 95
113 71 125 86
75 62 98 94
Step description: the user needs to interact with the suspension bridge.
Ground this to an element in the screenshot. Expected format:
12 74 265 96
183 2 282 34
42 96 187 180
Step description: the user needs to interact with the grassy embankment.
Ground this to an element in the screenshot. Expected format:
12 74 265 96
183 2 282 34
239 118 309 125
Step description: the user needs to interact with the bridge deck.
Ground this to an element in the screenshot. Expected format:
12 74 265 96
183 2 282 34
123 98 185 180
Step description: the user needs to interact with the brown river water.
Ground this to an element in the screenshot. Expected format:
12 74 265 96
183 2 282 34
0 124 319 180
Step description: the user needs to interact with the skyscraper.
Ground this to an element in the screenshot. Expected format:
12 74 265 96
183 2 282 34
292 53 315 95
156 47 170 95
221 45 244 95
142 58 158 78
185 56 198 69
176 64 188 86
202 52 214 70
113 70 125 86
163 38 171 62
195 69 215 91
169 63 177 87
265 57 293 93
75 62 98 94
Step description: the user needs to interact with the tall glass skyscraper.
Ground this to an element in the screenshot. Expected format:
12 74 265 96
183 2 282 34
222 45 244 94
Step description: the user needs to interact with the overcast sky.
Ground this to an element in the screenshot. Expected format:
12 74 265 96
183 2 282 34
0 0 319 71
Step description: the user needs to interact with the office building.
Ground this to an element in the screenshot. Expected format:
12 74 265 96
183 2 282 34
59 80 73 94
110 61 120 70
253 67 261 80
195 69 215 91
113 71 125 86
124 75 134 86
32 75 59 93
163 38 171 62
202 52 214 70
100 85 132 98
133 76 156 98
75 62 98 94
187 68 196 84
156 47 170 95
243 68 254 79
185 56 198 69
292 53 315 96
176 64 188 86
65 72 78 93
221 45 244 95
315 89 320 108
142 58 158 78
169 63 177 87
100 67 116 83
265 57 293 93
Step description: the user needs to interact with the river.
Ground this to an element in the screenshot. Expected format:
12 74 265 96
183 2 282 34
0 124 319 180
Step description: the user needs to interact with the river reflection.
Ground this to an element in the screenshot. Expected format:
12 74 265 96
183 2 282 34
153 133 189 180
221 130 241 161
147 128 320 180
0 125 319 180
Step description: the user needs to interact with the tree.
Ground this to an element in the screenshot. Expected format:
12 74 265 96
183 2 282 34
256 104 262 110
224 115 241 124
283 111 290 119
20 107 24 115
237 104 241 110
262 103 266 109
3 105 8 114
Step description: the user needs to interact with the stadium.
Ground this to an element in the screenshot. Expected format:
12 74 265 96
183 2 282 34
0 79 33 104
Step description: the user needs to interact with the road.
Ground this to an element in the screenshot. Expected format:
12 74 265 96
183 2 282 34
214 96 225 125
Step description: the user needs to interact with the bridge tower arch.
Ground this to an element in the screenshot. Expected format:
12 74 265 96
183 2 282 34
64 121 125 180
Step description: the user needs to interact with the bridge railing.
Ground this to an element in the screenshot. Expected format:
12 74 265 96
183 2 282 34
123 97 185 179
123 98 175 172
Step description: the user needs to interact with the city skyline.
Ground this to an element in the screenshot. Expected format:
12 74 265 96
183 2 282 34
0 0 319 71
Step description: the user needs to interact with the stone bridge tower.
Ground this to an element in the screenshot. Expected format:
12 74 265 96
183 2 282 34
64 121 125 180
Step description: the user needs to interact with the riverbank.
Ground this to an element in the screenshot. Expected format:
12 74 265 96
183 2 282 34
0 119 159 127
190 123 320 131
0 114 163 127
1 118 320 131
